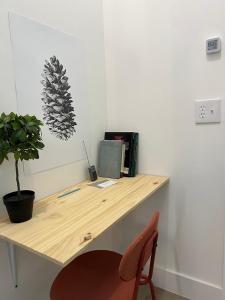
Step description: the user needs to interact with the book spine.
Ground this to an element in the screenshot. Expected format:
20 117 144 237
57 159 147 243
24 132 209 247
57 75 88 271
129 133 138 177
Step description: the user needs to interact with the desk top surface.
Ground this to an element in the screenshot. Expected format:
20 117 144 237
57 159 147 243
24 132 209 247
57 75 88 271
0 174 168 266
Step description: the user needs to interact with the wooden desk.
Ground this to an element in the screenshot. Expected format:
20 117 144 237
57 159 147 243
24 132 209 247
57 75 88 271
0 174 168 286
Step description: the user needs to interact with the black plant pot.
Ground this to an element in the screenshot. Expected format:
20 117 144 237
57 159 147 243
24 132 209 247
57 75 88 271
3 190 35 223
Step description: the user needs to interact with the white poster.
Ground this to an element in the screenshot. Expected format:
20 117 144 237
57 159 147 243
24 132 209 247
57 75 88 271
9 13 90 174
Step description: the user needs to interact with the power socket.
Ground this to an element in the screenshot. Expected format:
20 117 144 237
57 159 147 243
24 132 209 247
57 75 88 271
195 99 221 124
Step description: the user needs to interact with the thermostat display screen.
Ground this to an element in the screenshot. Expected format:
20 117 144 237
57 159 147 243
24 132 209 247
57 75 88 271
206 37 221 54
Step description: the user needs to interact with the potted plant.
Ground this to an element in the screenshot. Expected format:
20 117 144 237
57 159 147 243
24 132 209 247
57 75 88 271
0 112 45 223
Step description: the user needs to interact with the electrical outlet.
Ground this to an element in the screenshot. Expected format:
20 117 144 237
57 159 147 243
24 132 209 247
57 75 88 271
195 99 221 124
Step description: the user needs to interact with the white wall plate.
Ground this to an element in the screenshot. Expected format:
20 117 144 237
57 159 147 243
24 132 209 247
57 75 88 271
195 99 221 124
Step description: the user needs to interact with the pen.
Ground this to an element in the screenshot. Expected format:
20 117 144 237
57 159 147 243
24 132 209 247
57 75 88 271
58 188 81 199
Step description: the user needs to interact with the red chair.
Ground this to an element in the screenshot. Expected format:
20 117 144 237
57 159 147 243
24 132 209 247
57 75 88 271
50 212 160 300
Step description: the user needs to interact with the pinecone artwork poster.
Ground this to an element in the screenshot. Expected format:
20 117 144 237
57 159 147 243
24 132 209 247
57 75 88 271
9 13 90 174
41 56 77 141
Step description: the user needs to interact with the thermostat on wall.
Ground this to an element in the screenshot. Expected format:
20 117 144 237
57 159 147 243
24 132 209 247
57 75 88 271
206 37 221 54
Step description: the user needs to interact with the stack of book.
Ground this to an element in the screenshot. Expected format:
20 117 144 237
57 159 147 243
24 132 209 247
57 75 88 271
98 132 138 179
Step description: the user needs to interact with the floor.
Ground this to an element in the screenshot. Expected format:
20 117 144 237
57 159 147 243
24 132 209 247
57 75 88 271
138 286 189 300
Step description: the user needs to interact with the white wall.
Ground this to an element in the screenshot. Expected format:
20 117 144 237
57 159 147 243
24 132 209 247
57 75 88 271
0 1 107 299
1 1 225 300
103 1 225 299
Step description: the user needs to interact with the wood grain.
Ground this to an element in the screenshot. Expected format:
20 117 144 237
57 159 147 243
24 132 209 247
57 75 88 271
0 174 169 266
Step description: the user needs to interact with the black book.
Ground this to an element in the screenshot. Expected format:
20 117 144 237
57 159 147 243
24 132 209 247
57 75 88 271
104 132 138 177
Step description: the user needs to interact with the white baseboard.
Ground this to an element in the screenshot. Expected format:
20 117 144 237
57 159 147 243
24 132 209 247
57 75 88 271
153 265 223 300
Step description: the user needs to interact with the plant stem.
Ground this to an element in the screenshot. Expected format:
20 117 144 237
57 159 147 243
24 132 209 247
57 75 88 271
15 160 21 197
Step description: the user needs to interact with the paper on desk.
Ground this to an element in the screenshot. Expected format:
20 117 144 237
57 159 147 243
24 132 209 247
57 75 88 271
89 179 117 189
97 180 117 188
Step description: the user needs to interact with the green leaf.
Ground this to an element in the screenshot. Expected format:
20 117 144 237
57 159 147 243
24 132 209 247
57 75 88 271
18 119 25 126
37 142 45 149
21 152 29 160
9 112 16 121
12 121 21 130
24 115 32 121
27 121 36 127
4 115 10 123
14 151 20 161
31 149 39 159
1 113 6 120
16 129 27 142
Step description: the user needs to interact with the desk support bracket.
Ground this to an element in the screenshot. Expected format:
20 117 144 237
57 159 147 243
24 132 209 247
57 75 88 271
7 242 18 288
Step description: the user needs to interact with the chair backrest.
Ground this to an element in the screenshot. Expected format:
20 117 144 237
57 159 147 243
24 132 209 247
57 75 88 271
119 212 159 281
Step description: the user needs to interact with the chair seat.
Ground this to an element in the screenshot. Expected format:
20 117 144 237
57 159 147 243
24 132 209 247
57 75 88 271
50 250 136 300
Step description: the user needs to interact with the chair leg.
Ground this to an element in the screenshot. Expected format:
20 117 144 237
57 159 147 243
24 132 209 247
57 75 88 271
138 234 158 299
149 280 156 300
139 275 157 300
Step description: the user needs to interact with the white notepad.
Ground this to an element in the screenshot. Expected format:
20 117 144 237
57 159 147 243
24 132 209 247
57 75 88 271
97 180 117 188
